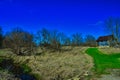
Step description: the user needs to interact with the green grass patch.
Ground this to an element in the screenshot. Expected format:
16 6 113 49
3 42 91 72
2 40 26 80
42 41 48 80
0 58 4 62
86 48 120 74
21 64 32 73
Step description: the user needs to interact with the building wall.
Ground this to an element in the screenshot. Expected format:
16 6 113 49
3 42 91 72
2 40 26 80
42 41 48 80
98 41 109 46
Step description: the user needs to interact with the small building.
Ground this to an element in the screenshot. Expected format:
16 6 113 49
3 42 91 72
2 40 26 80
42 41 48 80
96 35 114 47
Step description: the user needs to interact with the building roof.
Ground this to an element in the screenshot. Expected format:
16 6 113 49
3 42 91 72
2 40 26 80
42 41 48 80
96 35 114 42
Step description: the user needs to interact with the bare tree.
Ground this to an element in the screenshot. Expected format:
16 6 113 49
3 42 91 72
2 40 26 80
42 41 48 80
3 27 35 55
49 30 61 50
105 17 120 45
0 27 3 48
36 30 42 46
58 32 69 46
40 28 51 47
71 33 83 46
37 28 62 50
64 37 71 46
85 35 96 47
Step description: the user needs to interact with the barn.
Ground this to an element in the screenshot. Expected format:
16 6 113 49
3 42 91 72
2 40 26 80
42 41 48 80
96 35 115 47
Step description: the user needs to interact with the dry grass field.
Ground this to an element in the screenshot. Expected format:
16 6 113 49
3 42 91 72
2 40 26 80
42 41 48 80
98 47 120 54
1 47 120 80
0 47 93 80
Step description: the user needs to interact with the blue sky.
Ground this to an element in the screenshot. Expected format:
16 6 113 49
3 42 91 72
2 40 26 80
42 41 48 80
0 0 120 38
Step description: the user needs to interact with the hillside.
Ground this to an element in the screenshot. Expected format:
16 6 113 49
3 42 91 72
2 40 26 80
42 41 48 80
0 47 93 80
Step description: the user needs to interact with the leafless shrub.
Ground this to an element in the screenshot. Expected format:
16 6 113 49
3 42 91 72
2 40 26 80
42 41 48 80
3 27 35 55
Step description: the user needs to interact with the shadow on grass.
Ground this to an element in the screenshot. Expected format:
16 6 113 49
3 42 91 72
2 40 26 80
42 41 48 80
0 57 36 80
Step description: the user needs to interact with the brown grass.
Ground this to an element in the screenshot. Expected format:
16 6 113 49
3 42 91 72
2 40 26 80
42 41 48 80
0 47 93 80
98 47 120 54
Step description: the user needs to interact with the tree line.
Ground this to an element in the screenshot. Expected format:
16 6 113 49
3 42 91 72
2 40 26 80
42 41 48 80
0 27 96 55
